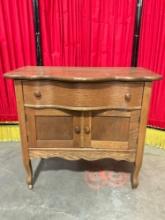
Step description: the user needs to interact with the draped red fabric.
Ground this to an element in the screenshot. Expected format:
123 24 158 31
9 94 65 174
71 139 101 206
39 0 136 66
138 0 165 128
0 0 36 121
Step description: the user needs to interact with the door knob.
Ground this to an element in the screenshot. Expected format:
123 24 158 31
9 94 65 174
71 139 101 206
34 91 42 98
125 93 131 101
74 126 81 134
84 126 90 134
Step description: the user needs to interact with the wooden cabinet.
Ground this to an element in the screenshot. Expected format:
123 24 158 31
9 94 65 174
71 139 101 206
4 66 162 189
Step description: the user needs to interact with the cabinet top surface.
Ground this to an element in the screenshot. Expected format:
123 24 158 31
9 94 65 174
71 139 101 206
4 66 162 82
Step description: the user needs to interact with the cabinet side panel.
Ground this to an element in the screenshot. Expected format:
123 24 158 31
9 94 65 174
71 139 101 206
136 82 152 167
14 80 30 160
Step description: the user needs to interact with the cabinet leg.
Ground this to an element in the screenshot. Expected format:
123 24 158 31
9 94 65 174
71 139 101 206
131 164 140 189
24 159 33 190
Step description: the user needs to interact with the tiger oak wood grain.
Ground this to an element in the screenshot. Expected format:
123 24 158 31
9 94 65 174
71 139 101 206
5 66 161 81
22 81 144 109
4 66 162 189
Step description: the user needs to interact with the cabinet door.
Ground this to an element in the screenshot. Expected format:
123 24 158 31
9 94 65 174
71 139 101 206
88 110 140 150
25 108 81 148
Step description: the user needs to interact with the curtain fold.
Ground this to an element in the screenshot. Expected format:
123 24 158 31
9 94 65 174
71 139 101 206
138 0 165 128
39 0 136 67
0 0 36 121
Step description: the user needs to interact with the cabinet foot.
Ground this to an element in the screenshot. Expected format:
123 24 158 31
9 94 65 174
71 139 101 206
131 175 139 189
24 159 33 189
131 168 139 189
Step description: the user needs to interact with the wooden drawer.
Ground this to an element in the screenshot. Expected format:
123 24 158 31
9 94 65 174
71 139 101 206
23 81 144 109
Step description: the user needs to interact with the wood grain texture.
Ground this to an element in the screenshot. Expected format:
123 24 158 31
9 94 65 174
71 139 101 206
91 141 128 149
23 81 143 109
90 110 140 151
83 112 91 148
14 80 32 187
36 116 73 140
73 112 82 148
25 108 37 147
29 148 136 162
128 110 141 150
25 108 81 149
91 116 130 141
131 82 152 188
4 66 162 82
36 140 73 148
24 104 142 111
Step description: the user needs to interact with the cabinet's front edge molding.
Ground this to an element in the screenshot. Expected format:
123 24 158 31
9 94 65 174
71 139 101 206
29 149 135 162
24 104 141 111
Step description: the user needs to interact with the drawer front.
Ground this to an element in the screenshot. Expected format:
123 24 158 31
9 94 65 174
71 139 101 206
23 81 144 109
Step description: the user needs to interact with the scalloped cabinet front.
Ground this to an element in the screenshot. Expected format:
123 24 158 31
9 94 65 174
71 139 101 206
4 66 162 189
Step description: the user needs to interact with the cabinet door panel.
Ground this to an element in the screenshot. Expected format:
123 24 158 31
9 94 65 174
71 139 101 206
25 108 81 148
36 116 73 140
90 110 140 150
92 116 129 141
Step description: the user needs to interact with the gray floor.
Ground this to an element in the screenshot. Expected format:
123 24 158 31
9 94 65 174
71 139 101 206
0 142 165 220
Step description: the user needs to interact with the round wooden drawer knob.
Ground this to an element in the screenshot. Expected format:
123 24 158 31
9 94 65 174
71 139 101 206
34 91 42 98
84 126 90 134
125 93 131 101
74 126 81 134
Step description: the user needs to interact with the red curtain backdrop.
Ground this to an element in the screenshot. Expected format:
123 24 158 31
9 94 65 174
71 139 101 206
39 0 136 66
1 0 164 127
138 0 165 128
0 0 36 121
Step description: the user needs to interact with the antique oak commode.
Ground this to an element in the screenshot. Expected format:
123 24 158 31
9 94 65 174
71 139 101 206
5 66 161 189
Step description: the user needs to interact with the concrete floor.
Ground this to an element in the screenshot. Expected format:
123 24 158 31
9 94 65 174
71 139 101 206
0 143 165 220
